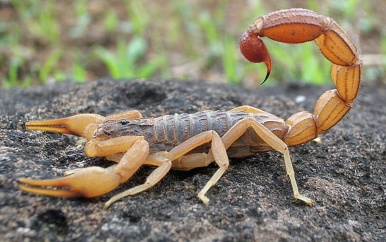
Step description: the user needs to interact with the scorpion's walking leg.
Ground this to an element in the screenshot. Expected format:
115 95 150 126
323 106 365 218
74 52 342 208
229 107 311 204
104 131 229 207
103 152 172 209
222 117 312 205
162 131 230 204
104 110 143 120
19 136 149 199
169 115 311 205
229 105 267 114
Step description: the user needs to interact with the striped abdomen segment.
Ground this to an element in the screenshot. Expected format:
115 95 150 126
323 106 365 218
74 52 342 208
151 111 288 156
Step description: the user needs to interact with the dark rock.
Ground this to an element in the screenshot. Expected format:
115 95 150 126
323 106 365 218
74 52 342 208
0 79 385 241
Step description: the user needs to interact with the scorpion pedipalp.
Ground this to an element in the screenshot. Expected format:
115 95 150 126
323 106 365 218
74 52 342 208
19 166 121 198
25 114 105 140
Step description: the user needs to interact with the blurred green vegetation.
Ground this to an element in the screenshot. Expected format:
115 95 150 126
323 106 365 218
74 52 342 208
0 0 384 88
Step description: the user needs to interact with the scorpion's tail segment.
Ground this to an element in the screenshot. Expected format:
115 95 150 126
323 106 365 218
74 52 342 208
244 8 361 85
239 32 272 84
330 61 362 104
18 167 121 198
284 80 361 146
247 9 363 146
25 114 105 140
314 19 359 67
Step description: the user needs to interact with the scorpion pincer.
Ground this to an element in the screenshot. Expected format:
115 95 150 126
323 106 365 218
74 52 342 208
20 8 361 209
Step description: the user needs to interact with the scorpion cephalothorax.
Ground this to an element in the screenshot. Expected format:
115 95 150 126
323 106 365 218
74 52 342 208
19 8 361 209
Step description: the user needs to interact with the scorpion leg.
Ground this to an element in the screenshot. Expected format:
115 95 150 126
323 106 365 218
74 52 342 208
221 117 312 206
172 153 214 170
103 110 143 123
229 105 267 114
19 136 149 200
163 131 229 204
167 117 311 205
103 152 172 209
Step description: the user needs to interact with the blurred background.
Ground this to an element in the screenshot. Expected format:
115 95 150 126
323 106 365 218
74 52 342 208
0 0 385 88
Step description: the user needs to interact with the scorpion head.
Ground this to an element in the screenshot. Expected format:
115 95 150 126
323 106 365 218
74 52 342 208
93 119 137 138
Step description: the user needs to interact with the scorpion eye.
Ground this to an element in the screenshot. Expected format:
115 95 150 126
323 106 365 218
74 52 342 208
120 119 129 125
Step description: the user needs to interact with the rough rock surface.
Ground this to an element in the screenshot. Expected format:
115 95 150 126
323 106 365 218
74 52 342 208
0 79 385 241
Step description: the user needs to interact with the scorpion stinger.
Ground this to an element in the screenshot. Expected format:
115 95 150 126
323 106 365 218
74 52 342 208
240 32 272 84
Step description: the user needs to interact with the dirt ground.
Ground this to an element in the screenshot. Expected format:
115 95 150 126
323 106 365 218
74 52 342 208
0 79 385 241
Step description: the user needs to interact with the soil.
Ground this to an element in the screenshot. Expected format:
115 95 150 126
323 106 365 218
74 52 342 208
0 79 385 241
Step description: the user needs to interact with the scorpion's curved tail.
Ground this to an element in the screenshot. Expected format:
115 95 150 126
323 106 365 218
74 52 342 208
240 8 361 146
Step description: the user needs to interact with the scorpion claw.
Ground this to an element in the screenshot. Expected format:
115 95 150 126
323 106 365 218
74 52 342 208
18 167 121 198
25 114 105 139
18 183 80 198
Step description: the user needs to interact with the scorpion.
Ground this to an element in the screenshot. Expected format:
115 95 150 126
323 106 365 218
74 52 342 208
19 9 361 209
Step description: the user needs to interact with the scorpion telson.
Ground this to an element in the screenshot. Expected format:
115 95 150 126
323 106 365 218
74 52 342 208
20 9 361 209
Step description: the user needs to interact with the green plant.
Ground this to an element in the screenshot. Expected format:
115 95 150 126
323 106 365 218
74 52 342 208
2 48 34 89
1 1 382 88
39 50 63 83
70 0 91 39
12 0 59 44
95 37 168 79
125 0 149 36
72 62 87 83
104 9 119 32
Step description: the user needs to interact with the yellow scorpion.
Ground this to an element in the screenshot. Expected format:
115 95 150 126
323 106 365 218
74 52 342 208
19 9 361 209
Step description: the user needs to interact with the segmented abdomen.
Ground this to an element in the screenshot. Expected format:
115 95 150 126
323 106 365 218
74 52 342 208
150 111 288 157
99 110 288 157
